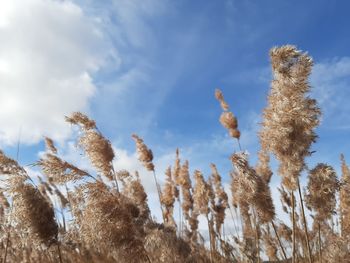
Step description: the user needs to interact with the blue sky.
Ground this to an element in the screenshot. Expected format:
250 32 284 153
1 0 350 220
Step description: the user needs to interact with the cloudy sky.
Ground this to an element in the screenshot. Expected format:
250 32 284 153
1 0 350 222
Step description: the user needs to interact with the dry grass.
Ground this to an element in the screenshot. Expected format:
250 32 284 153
0 45 349 263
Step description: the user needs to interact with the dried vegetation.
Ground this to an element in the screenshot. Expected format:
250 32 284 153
0 46 349 262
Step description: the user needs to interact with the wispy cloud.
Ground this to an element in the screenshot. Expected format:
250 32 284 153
0 0 117 145
311 57 350 130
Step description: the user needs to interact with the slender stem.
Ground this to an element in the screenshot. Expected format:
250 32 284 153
2 232 10 263
228 205 241 239
252 209 261 263
57 242 63 263
271 220 287 261
206 215 214 263
291 191 296 263
318 222 322 263
178 201 182 237
237 139 242 151
297 181 313 263
152 170 165 223
111 166 119 193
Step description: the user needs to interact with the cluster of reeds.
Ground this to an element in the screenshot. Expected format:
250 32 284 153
0 45 349 263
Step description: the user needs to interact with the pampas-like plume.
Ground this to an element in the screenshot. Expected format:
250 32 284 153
132 134 155 172
231 152 275 224
193 170 210 216
65 112 96 130
0 151 58 246
178 160 194 221
161 167 177 227
77 181 148 262
37 153 90 184
66 112 115 181
260 45 321 191
0 150 28 186
122 171 150 222
340 154 350 237
132 134 164 222
215 89 230 111
256 150 273 184
215 89 241 140
12 183 58 246
262 230 278 261
305 163 339 222
79 130 115 181
210 164 228 235
172 149 181 201
44 137 57 154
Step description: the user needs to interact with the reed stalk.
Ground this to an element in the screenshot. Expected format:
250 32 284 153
271 221 287 261
291 191 296 263
297 180 313 263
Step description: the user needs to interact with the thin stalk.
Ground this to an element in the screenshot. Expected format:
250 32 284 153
178 202 182 237
57 242 63 263
271 220 287 261
2 232 10 263
206 215 214 263
297 181 313 263
152 170 165 223
228 205 241 239
291 191 296 263
111 166 119 193
252 209 261 263
237 139 242 151
318 223 322 263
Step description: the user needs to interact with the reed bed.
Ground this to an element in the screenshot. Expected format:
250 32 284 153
0 45 349 262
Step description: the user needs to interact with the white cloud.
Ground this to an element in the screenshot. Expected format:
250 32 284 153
311 57 350 130
0 0 117 145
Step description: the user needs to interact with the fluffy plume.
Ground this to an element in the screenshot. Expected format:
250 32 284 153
210 164 228 235
256 150 273 184
37 153 90 184
132 134 155 172
44 137 58 154
259 45 321 190
193 170 210 216
123 171 150 221
215 89 241 140
65 112 96 130
161 167 177 227
231 152 275 224
77 181 148 262
215 89 230 111
79 130 115 180
340 154 350 237
66 112 115 181
12 183 58 246
178 160 193 221
305 163 339 222
0 150 28 186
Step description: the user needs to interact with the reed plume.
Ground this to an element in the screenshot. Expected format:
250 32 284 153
132 134 164 222
178 160 194 221
12 183 58 246
37 153 90 184
210 164 228 235
132 134 154 172
161 166 177 227
305 163 339 223
260 45 321 191
215 89 241 141
66 112 115 181
231 152 275 224
340 154 350 237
